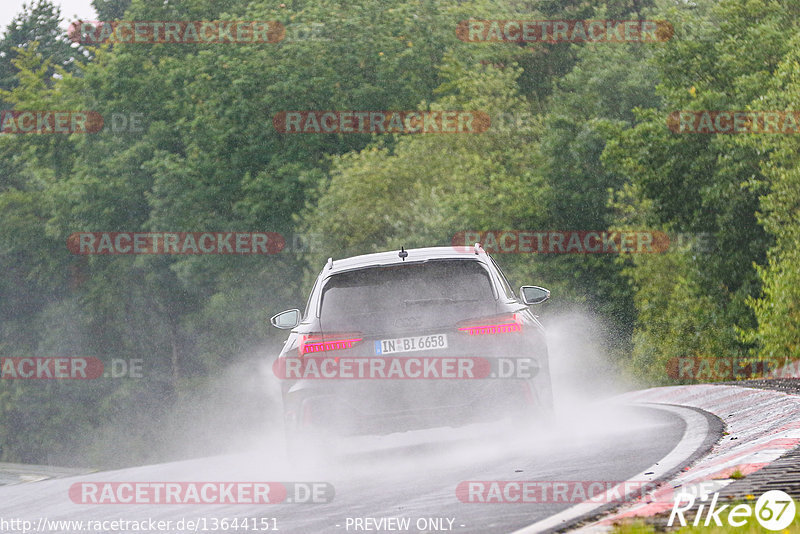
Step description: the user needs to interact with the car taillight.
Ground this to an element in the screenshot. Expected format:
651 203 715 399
298 333 363 356
457 313 522 335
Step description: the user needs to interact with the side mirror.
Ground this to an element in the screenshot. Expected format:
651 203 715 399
520 286 550 305
270 309 301 329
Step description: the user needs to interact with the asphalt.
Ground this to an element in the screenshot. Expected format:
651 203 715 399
604 379 800 531
0 404 687 534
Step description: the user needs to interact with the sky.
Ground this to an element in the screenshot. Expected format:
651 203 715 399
0 0 96 32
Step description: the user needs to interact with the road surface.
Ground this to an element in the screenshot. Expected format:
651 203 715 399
0 402 695 534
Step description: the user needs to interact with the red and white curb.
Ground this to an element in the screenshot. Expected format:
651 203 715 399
769 360 800 378
516 384 800 533
586 385 800 530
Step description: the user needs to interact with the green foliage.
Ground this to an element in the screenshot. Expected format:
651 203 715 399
736 32 800 360
0 0 85 94
298 57 549 292
91 0 132 21
601 0 800 380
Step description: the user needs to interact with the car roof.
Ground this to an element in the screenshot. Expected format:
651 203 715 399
324 245 490 275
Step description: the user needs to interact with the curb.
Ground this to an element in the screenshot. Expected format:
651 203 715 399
580 384 800 530
0 462 94 486
512 403 720 534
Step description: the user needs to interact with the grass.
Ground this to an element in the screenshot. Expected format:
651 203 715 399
729 470 745 480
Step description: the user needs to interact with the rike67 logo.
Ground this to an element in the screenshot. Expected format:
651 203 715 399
669 490 796 530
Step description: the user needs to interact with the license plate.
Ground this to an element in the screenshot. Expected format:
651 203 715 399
375 334 448 355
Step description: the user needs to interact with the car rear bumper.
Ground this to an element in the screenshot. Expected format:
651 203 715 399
283 378 544 436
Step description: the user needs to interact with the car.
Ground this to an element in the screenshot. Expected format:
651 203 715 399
270 243 552 454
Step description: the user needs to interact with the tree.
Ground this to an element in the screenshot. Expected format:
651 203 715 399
300 57 550 292
602 0 800 381
0 0 84 93
739 31 800 364
91 0 130 21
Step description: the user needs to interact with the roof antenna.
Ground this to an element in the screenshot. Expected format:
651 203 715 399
399 246 408 261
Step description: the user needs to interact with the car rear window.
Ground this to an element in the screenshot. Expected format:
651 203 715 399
319 260 495 318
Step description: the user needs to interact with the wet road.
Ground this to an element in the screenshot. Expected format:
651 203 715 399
0 402 692 534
